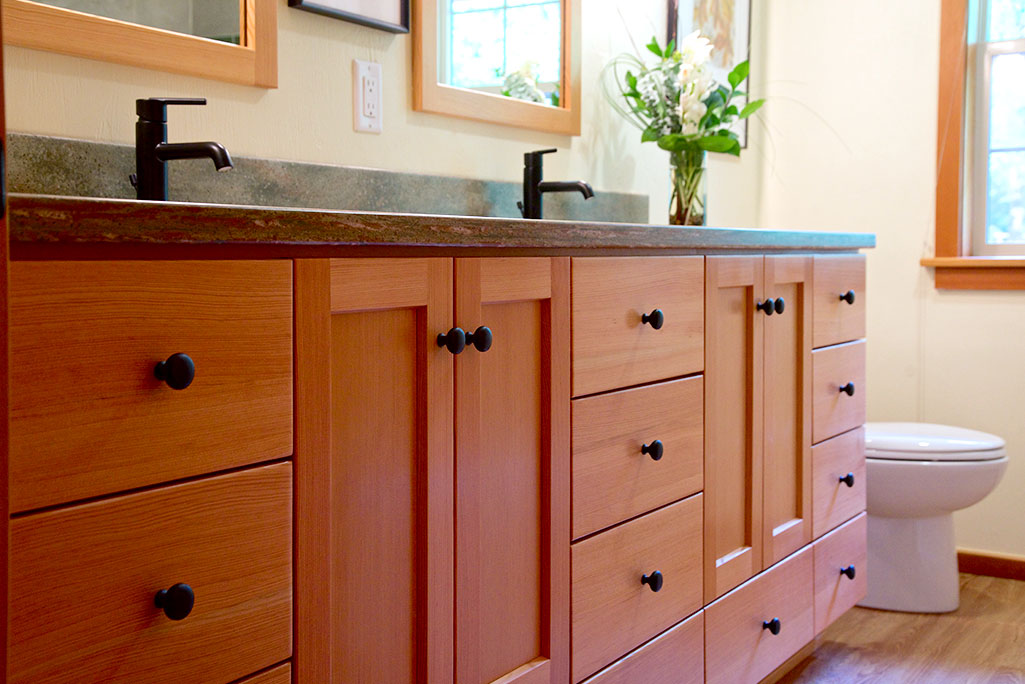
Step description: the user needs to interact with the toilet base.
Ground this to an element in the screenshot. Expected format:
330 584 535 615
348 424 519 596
857 513 960 613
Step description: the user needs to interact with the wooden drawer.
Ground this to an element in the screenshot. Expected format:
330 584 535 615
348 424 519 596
572 494 703 682
10 260 293 511
813 513 867 633
239 663 292 684
572 376 703 539
581 611 704 684
571 257 703 397
9 463 293 684
812 427 866 539
813 255 866 348
705 546 813 684
812 340 866 444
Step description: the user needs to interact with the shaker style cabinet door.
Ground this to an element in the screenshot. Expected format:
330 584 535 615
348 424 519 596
454 258 570 684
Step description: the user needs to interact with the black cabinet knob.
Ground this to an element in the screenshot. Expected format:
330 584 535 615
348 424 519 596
840 290 856 305
154 353 195 390
154 583 195 621
841 565 857 580
762 617 782 635
641 440 664 461
641 309 665 330
437 328 466 354
641 570 663 593
774 297 786 315
839 472 856 488
756 299 776 316
466 326 493 352
839 382 856 396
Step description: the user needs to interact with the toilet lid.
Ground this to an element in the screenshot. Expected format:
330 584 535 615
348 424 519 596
865 422 1006 461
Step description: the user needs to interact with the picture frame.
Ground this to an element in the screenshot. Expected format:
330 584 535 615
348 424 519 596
289 0 410 34
667 0 753 146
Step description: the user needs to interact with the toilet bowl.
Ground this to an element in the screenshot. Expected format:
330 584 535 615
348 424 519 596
858 422 1008 613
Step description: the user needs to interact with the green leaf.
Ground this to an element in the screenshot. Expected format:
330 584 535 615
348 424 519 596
657 134 691 152
726 140 742 157
697 135 738 153
704 114 721 129
728 60 750 89
646 37 663 58
739 99 765 118
626 71 637 90
665 39 676 56
704 89 725 110
724 105 738 117
641 126 661 143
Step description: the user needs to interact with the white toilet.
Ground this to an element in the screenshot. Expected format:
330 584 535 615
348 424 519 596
859 422 1008 613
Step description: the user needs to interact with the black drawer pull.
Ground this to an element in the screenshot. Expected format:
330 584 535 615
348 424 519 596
437 328 466 354
774 297 785 315
641 440 664 461
641 570 663 593
756 299 776 316
839 472 856 488
155 583 195 621
841 565 857 580
154 353 195 390
840 290 856 305
839 382 856 396
466 326 493 353
762 617 781 635
641 309 665 330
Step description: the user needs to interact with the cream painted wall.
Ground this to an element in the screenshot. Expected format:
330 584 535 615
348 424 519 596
756 0 1025 556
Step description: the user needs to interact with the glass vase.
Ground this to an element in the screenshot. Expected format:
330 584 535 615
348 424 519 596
669 149 707 226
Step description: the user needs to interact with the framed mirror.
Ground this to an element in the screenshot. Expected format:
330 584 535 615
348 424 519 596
2 0 277 87
414 0 581 135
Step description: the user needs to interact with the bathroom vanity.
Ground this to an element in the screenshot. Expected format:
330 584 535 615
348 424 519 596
2 195 873 684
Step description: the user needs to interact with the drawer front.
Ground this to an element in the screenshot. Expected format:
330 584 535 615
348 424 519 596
581 611 703 684
705 546 814 684
9 463 293 684
813 255 866 348
812 427 866 539
812 340 866 444
572 376 703 539
10 260 293 511
238 664 292 684
813 513 867 633
572 494 703 682
571 257 703 397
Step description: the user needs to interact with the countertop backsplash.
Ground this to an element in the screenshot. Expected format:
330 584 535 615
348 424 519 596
8 133 649 224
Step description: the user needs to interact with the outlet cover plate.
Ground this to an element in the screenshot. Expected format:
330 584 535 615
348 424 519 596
353 59 382 134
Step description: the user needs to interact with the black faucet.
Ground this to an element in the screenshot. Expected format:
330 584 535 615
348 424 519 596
518 148 594 219
132 97 233 201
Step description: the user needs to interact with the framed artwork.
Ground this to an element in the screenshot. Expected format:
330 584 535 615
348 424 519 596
289 0 410 34
668 0 752 145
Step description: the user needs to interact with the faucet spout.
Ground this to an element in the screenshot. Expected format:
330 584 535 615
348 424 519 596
538 180 594 200
155 142 234 171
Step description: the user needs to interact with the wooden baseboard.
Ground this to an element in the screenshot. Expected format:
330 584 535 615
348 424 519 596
958 549 1025 581
760 639 819 684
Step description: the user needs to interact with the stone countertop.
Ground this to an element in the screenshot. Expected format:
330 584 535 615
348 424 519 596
7 194 875 258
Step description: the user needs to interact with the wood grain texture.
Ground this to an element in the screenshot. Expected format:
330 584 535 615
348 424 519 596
571 376 703 539
7 195 876 258
0 25 8 682
414 0 581 134
813 513 867 635
571 494 703 683
571 256 704 397
2 0 277 87
957 549 1025 581
762 256 813 567
811 341 866 445
579 611 704 684
705 546 814 684
9 463 293 684
935 0 969 259
327 258 453 684
934 265 1025 290
236 663 291 684
779 574 1025 683
811 428 866 540
704 256 764 602
455 257 569 684
9 259 293 511
293 260 332 684
812 255 866 348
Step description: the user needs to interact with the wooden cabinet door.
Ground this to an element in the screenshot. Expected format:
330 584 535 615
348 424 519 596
454 258 570 684
296 258 455 684
762 256 813 566
704 256 764 603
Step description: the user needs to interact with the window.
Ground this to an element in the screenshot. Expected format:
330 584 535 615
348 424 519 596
969 0 1025 255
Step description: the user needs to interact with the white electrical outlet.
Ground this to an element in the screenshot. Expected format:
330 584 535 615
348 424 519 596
353 59 383 134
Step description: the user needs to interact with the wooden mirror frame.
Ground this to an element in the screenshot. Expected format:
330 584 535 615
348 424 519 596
2 0 277 87
413 0 580 136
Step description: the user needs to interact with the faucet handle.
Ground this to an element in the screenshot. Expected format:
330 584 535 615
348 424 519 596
137 98 208 122
524 148 559 166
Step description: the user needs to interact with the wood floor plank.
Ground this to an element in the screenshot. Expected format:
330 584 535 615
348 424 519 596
778 574 1025 683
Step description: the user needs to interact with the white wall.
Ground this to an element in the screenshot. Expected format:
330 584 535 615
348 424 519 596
756 0 1025 556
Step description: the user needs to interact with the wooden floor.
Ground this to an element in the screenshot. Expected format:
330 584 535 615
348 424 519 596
779 574 1025 683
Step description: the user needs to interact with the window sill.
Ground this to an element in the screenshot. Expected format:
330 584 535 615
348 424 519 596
921 257 1025 290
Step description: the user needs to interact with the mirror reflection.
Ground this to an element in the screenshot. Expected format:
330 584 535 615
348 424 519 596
37 0 242 44
439 0 563 107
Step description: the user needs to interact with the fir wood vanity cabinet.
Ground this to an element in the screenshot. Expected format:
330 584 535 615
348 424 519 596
295 257 570 684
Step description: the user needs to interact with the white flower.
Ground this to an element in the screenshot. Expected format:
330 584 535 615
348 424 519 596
677 30 713 68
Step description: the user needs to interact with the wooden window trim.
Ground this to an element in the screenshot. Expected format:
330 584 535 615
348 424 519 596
1 0 277 88
926 0 1025 289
